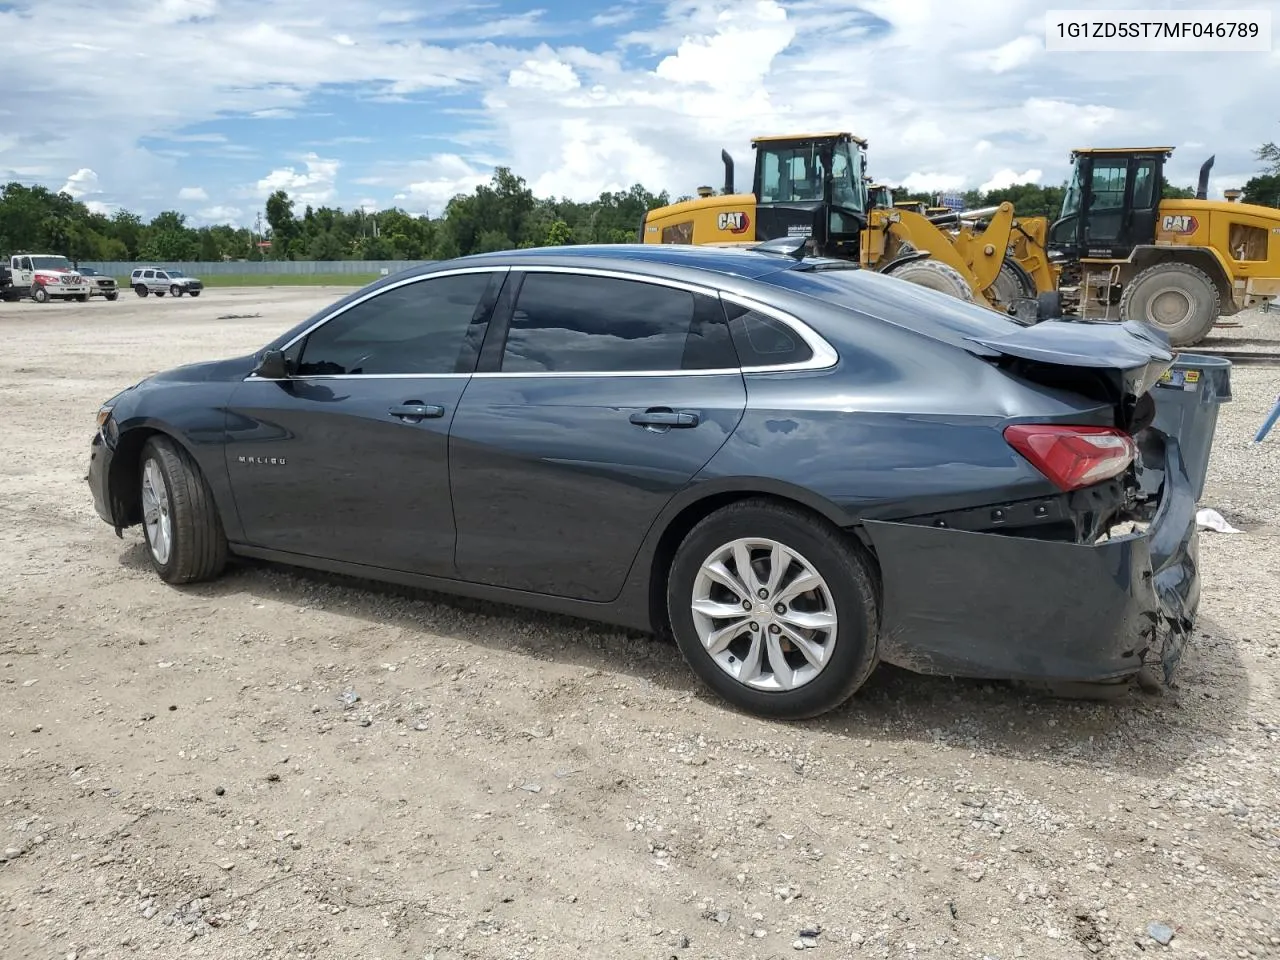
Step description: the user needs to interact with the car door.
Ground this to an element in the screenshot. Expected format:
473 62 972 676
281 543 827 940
448 267 747 602
150 270 169 293
222 267 505 575
14 257 33 291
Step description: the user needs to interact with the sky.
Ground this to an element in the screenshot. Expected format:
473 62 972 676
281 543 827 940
1 0 1278 228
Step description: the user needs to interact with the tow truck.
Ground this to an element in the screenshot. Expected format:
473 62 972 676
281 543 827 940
1 253 92 303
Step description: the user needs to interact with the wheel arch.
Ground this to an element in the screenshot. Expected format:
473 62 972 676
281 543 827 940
641 480 878 638
108 423 217 529
1126 245 1236 315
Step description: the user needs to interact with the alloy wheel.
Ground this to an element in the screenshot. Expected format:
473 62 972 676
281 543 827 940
690 537 838 691
141 458 172 565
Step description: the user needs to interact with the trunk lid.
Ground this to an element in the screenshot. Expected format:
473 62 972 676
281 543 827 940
965 319 1175 430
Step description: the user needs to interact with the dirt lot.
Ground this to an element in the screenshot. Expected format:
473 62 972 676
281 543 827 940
2 289 1279 960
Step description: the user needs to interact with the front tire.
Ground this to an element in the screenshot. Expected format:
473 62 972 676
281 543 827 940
31 285 48 303
1119 261 1220 347
666 499 880 720
170 285 182 297
106 292 119 301
138 435 228 584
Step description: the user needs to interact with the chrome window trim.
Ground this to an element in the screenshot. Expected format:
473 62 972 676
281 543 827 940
718 290 839 374
243 262 839 382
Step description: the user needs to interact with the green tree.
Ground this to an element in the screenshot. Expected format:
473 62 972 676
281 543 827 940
545 219 574 246
265 189 298 259
1243 173 1280 207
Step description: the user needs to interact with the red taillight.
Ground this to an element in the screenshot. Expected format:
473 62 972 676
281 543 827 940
1003 424 1137 491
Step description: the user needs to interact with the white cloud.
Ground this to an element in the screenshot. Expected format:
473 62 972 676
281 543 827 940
980 168 1042 193
61 168 100 198
254 153 341 205
178 186 209 200
195 205 245 225
391 154 491 215
2 0 1278 215
508 55 580 92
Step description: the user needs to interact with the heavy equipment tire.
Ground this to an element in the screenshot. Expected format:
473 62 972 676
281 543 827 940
1119 261 1219 347
666 498 880 720
885 258 976 302
990 257 1037 307
138 435 228 584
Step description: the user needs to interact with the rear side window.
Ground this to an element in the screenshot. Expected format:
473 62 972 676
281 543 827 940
296 272 495 375
722 301 813 367
500 272 735 373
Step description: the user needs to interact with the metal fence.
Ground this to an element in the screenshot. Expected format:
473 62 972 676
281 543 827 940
79 260 437 277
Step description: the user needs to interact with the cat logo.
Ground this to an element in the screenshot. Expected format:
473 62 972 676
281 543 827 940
1160 214 1198 235
717 211 750 234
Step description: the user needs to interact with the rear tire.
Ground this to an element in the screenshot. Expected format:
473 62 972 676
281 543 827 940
1119 261 1219 347
135 284 148 297
665 499 880 720
885 258 976 302
138 435 228 584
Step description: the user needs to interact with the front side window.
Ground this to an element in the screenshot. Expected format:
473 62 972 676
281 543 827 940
295 272 495 376
500 272 736 373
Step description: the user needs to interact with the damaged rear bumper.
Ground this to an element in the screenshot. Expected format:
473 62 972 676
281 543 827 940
861 432 1199 686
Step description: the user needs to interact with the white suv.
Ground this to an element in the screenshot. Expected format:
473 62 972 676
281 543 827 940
130 267 204 298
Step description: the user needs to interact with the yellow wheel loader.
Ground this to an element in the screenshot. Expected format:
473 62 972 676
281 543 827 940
639 133 1036 316
1017 147 1279 345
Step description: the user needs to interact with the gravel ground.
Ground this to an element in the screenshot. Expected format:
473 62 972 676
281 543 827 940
1 290 1279 960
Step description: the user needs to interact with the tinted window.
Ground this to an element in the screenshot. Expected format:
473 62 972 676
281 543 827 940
1090 162 1127 210
723 301 812 367
296 272 494 376
1132 159 1156 208
500 273 735 373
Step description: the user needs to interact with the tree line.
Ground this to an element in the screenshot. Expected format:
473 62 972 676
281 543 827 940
2 144 1277 264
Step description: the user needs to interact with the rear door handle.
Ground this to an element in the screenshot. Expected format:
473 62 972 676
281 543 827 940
388 402 445 421
629 408 700 428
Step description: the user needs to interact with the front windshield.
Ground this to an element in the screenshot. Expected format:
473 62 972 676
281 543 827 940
30 256 72 270
1060 160 1083 218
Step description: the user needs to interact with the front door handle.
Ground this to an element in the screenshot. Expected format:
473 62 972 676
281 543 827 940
388 402 445 422
629 408 700 428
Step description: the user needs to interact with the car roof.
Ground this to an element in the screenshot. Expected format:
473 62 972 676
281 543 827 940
443 243 843 281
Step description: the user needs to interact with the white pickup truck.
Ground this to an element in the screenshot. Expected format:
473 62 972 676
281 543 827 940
2 253 92 303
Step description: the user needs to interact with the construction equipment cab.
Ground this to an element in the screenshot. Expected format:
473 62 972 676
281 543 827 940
640 132 870 256
1045 147 1280 344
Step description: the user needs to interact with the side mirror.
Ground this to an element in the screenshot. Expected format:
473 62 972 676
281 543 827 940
253 349 290 379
